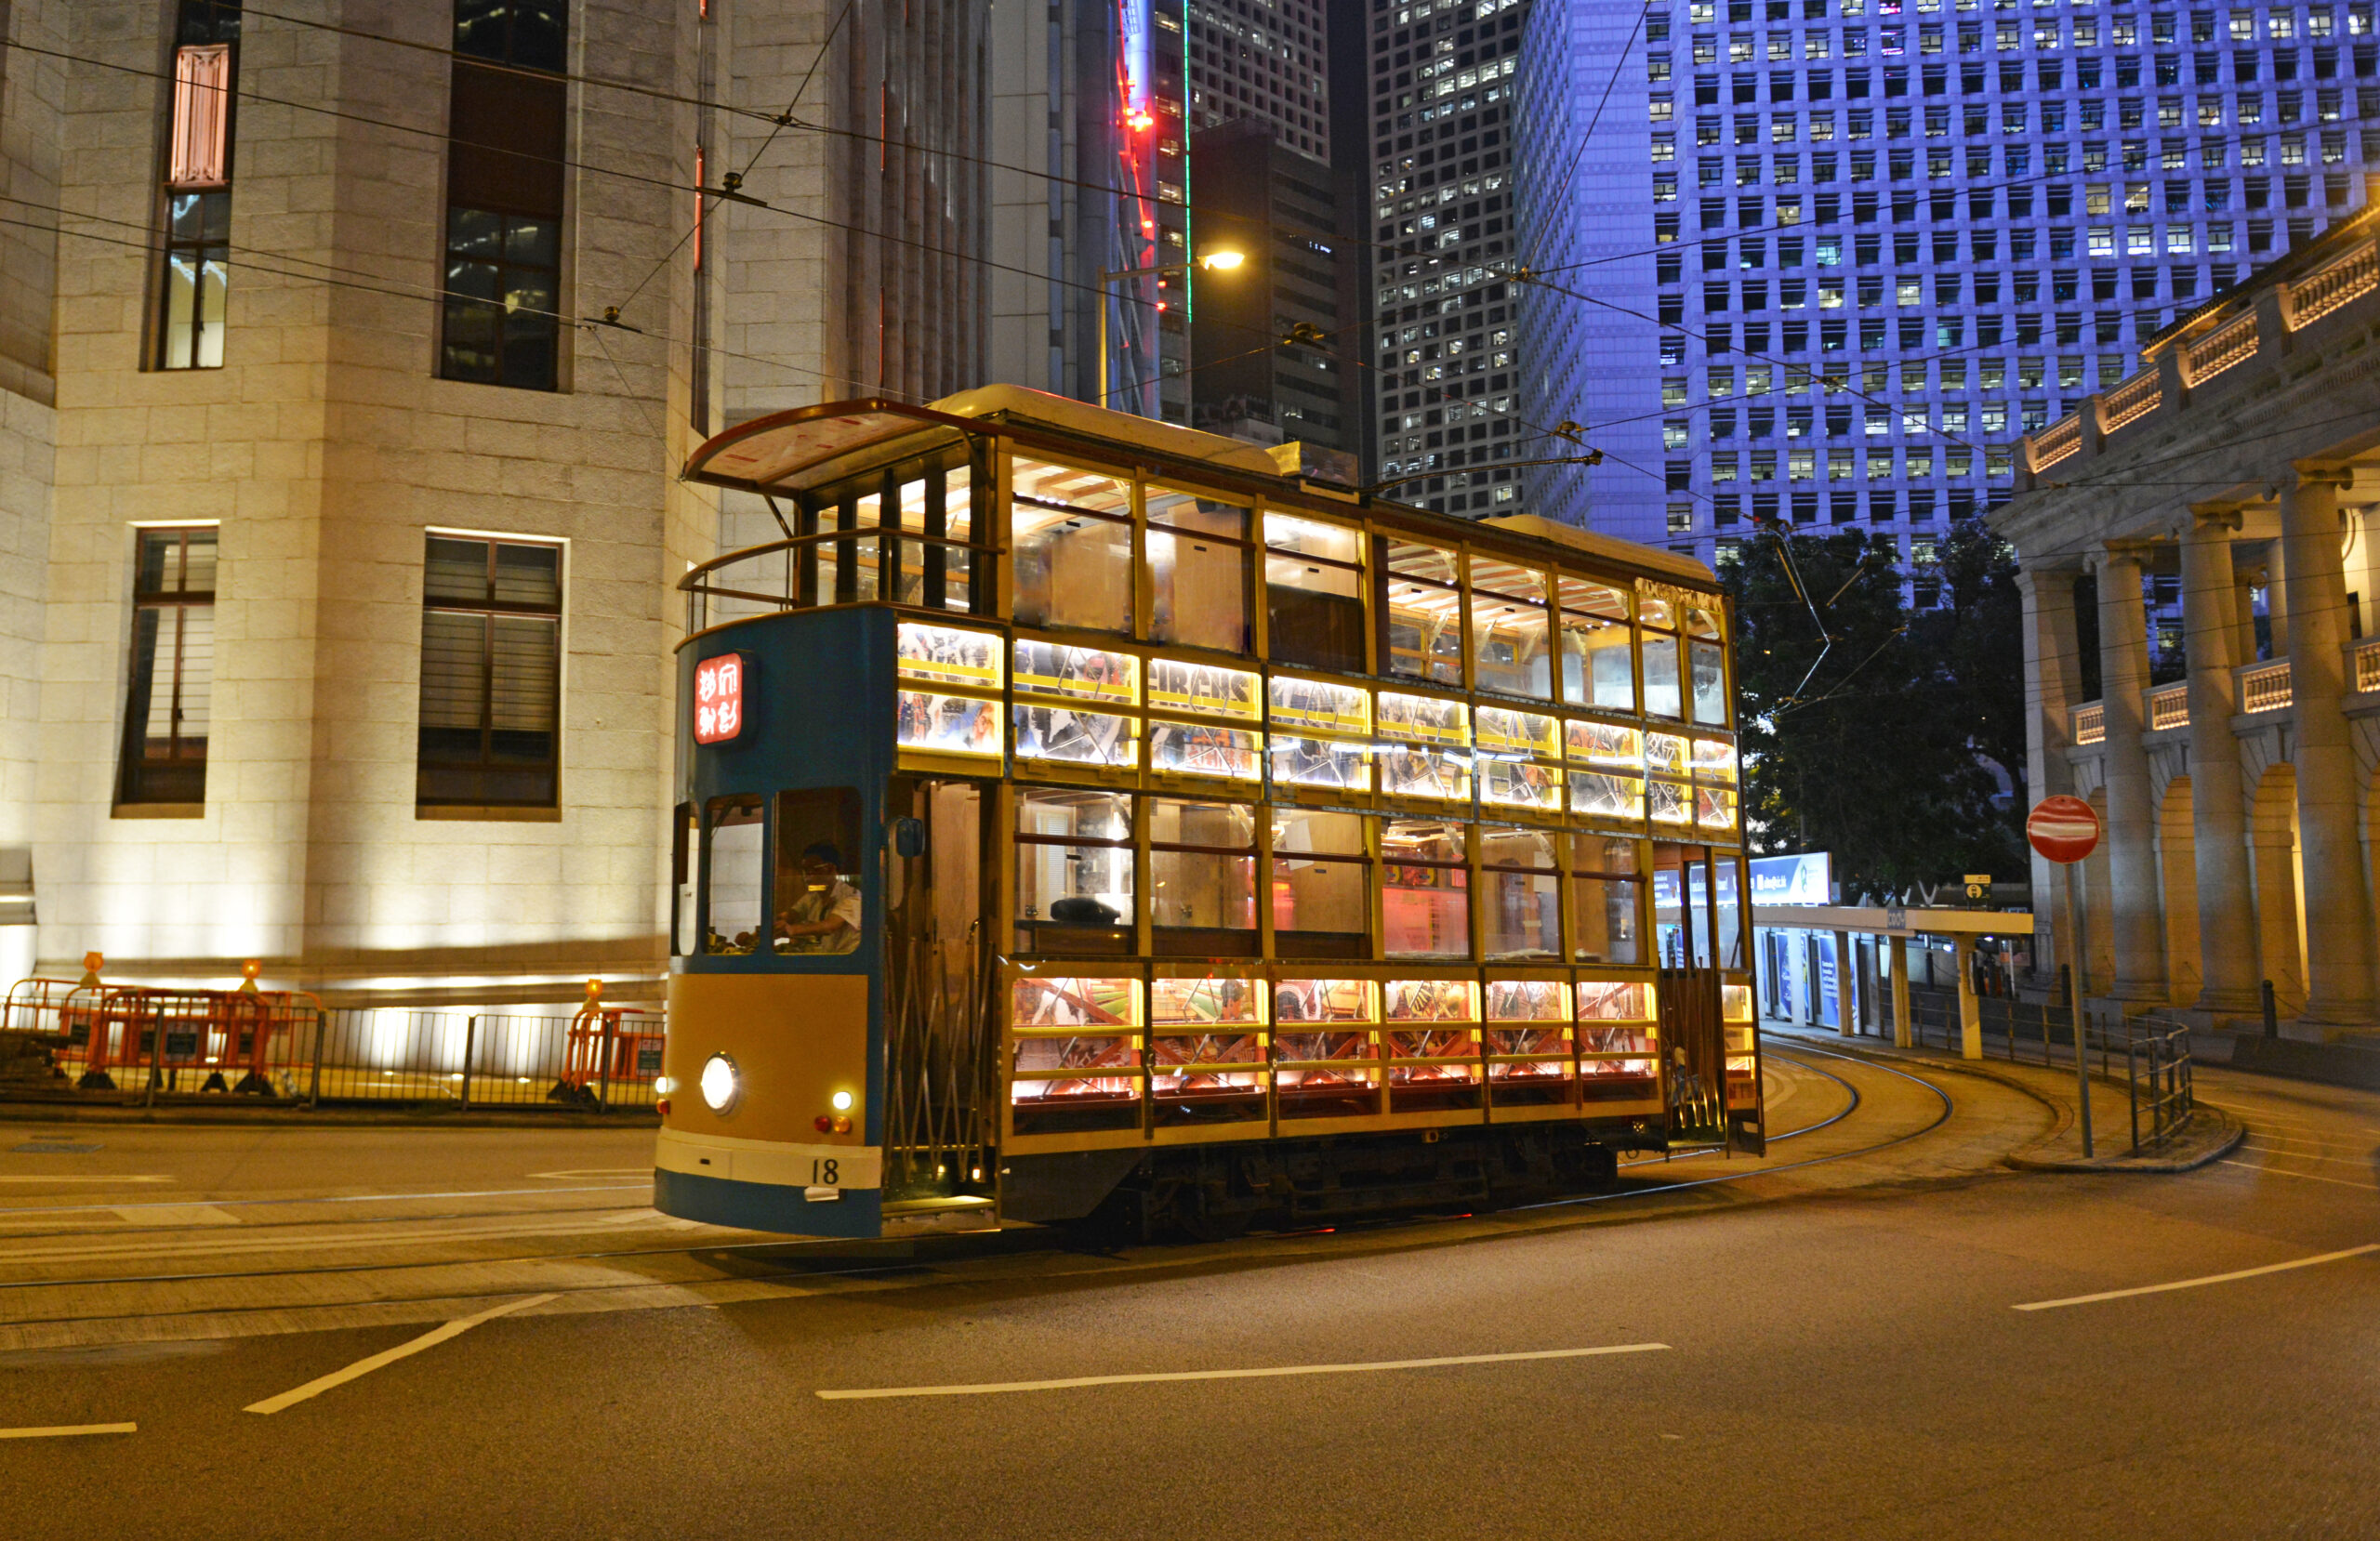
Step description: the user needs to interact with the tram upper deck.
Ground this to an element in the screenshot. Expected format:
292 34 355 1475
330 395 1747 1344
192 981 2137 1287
657 388 1759 1236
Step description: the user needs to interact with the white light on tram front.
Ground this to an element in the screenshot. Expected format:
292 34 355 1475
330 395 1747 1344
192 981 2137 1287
831 1090 853 1112
698 1053 739 1113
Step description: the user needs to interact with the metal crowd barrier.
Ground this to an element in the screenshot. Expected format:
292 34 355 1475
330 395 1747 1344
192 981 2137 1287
2 971 663 1112
1903 984 2198 1152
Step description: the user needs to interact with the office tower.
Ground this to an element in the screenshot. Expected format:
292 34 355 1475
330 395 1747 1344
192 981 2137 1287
1187 0 1337 152
1187 121 1356 452
1518 0 2380 582
1358 0 1537 520
1104 2 1198 424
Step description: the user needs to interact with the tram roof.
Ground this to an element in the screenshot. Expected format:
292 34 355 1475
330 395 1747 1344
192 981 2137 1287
680 386 1716 590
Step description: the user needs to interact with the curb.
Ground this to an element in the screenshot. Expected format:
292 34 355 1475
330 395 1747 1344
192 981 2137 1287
0 1100 656 1130
2003 1106 2248 1174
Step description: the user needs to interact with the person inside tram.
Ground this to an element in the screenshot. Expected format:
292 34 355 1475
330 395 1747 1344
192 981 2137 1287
774 842 862 954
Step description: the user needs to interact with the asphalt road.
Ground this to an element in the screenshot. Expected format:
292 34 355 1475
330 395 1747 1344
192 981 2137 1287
0 1047 2371 1540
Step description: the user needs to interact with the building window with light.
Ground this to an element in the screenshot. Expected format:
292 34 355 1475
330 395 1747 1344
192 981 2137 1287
118 527 218 810
440 0 568 389
156 1 241 371
416 534 563 810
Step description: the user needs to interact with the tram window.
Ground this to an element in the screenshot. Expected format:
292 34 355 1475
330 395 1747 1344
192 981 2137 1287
1382 540 1464 686
1011 459 1133 636
1263 514 1366 674
1148 798 1258 955
1382 819 1470 959
701 795 766 955
1569 836 1644 965
1270 808 1371 957
1013 787 1134 955
1641 631 1684 718
1712 853 1748 969
1468 560 1553 699
1480 826 1560 960
878 462 976 613
671 802 696 955
772 788 864 955
1557 577 1635 711
1689 639 1729 724
1146 490 1250 653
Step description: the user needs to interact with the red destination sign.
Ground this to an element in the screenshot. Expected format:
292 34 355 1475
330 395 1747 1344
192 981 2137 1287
2025 795 2101 865
693 652 746 744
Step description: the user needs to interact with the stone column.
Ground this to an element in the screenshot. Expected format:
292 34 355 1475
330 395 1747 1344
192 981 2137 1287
2092 545 2169 1001
2279 467 2377 1027
2180 506 2264 1016
2015 565 2084 990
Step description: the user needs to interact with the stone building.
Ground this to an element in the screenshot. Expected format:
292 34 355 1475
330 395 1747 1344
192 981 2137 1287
1995 203 2380 1036
0 0 1066 1006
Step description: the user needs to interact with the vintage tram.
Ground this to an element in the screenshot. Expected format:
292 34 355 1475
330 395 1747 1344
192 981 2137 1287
654 387 1761 1239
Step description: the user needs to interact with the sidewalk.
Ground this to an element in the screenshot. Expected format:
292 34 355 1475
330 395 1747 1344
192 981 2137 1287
1764 1023 2246 1173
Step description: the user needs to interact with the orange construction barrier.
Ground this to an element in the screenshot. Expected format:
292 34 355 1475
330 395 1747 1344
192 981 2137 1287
14 962 321 1098
550 981 663 1108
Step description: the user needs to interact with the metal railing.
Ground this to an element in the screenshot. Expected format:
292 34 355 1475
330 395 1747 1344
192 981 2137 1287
1906 984 2197 1152
7 981 663 1113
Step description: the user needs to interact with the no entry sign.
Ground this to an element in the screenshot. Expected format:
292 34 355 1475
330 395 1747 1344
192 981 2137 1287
2026 795 2101 864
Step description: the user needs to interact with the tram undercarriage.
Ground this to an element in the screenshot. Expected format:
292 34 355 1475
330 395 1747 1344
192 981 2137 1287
1004 1121 1654 1240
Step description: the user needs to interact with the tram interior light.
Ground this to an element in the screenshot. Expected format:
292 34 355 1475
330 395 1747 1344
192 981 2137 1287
699 1052 739 1112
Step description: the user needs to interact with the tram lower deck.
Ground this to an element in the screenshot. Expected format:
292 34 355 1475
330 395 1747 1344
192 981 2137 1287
654 388 1762 1240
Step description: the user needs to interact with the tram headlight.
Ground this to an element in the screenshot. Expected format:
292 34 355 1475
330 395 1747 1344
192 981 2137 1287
831 1090 853 1112
698 1053 740 1113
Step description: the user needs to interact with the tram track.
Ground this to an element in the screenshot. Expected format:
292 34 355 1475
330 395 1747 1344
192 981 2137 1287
0 1047 1966 1349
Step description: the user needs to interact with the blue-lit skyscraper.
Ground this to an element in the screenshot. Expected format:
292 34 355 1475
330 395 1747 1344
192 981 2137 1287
1518 0 2380 581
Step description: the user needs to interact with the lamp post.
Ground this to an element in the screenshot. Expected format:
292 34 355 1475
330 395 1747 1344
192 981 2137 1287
1097 248 1245 414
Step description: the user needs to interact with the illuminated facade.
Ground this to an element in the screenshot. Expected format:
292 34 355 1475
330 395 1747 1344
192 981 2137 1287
0 0 998 1004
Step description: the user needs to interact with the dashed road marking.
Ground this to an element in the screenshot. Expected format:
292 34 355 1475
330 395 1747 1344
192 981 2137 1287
2219 1159 2380 1192
244 1293 558 1415
0 1423 136 1440
2015 1244 2380 1311
817 1343 1673 1401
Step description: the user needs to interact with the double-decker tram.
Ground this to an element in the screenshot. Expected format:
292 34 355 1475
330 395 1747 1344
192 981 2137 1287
655 387 1760 1239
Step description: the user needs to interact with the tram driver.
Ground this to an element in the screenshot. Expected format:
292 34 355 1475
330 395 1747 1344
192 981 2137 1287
774 842 862 954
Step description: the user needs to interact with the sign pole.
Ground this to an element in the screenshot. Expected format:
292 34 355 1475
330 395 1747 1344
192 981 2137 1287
2027 794 2103 1161
2065 867 2092 1158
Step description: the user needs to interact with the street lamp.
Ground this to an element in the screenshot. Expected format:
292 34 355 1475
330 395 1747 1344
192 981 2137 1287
1097 249 1246 411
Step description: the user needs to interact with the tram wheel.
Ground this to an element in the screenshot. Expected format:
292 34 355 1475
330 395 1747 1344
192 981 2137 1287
1171 1184 1253 1243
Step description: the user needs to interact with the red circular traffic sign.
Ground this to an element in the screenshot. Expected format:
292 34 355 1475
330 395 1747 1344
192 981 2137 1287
2026 796 2102 864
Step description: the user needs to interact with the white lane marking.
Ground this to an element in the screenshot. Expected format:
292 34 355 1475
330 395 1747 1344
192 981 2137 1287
2014 1244 2380 1311
0 1208 665 1267
244 1293 558 1415
0 1183 650 1219
0 1423 136 1440
2242 1144 2377 1168
111 1205 238 1227
816 1342 1673 1401
0 1177 172 1184
2219 1159 2380 1192
527 1169 653 1179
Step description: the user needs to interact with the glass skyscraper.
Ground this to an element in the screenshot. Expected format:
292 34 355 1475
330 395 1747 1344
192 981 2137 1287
1518 0 2380 584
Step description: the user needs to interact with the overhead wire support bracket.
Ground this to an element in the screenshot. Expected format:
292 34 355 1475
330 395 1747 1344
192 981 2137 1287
700 171 771 209
584 305 643 333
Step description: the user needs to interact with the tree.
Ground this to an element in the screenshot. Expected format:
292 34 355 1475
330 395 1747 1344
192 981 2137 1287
1719 519 2026 902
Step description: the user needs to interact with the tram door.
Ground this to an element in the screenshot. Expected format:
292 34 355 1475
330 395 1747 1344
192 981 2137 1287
881 776 998 1204
1652 843 1732 1146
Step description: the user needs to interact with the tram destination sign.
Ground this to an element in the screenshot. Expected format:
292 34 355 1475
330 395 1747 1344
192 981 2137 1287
2025 795 2100 865
693 652 747 744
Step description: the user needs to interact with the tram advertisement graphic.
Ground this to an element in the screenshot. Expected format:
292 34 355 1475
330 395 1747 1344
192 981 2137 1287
692 652 746 744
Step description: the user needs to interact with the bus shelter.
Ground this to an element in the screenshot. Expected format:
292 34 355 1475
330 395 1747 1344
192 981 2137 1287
1752 904 2035 1060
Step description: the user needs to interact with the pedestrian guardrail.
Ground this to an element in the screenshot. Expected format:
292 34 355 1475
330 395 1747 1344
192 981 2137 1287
1 967 662 1112
1905 985 2197 1152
